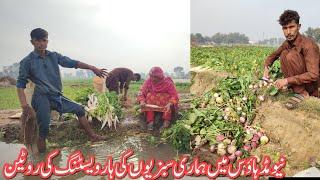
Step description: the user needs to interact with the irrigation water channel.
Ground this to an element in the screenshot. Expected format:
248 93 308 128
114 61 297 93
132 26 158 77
0 111 181 179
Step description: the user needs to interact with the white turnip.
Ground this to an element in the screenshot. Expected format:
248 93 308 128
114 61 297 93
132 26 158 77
242 96 248 101
260 136 269 145
210 145 215 153
217 148 227 156
223 138 231 145
217 142 226 150
258 95 265 101
216 97 223 103
227 145 237 154
240 116 246 123
224 107 231 112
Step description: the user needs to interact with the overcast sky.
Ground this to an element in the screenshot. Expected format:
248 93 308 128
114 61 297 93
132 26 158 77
0 0 190 74
191 0 320 42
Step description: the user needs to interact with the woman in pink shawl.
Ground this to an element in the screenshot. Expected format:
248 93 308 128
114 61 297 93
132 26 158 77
137 67 179 130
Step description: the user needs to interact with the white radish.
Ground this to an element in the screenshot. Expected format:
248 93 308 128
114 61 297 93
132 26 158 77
213 93 219 98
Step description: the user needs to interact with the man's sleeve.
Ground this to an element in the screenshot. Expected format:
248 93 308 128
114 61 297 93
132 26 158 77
264 44 285 68
16 59 30 89
55 52 79 68
287 43 320 85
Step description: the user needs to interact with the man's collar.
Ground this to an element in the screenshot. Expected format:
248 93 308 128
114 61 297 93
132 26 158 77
32 50 50 58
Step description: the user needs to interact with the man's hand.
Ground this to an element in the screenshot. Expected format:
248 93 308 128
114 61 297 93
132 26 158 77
91 66 108 78
121 96 127 102
165 103 172 112
22 104 34 116
263 66 270 79
120 94 127 101
274 78 288 89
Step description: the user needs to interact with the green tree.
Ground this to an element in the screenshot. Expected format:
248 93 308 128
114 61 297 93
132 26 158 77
305 27 320 43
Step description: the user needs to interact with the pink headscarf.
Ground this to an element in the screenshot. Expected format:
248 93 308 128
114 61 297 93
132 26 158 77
149 66 164 79
138 67 179 104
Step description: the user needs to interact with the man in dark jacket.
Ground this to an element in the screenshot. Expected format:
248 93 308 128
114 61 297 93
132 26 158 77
106 68 141 101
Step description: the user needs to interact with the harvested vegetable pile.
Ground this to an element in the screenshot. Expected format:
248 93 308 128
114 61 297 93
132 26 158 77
163 46 283 162
74 88 123 130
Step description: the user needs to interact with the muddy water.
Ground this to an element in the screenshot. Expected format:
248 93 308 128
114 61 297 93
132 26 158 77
0 132 177 179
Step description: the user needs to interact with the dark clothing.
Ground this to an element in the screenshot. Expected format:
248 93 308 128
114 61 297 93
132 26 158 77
264 33 320 97
17 50 85 138
32 94 84 138
17 50 78 95
106 68 134 93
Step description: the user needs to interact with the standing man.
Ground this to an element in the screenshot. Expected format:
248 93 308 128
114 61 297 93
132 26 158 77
105 68 141 101
263 10 320 109
16 28 108 152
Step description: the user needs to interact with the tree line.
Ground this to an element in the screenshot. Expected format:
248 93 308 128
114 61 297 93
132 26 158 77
191 32 249 46
192 27 320 46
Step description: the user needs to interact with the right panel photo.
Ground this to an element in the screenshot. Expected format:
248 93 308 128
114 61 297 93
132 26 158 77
189 0 320 177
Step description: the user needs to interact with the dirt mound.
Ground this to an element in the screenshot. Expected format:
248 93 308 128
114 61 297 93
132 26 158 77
190 66 229 95
0 76 16 87
253 97 320 176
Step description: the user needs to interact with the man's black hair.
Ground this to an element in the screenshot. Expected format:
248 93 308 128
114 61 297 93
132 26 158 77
134 73 141 81
30 28 48 40
278 10 300 26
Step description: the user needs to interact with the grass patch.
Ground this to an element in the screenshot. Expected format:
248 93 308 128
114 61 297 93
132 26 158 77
0 87 20 110
0 79 190 110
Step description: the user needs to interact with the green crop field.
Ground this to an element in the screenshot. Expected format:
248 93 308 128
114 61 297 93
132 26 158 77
0 79 189 110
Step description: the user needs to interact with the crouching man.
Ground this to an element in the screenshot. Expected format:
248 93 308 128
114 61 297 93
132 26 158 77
16 28 108 152
263 10 320 109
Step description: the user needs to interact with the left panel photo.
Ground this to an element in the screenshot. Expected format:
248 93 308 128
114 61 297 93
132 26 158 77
0 0 190 179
